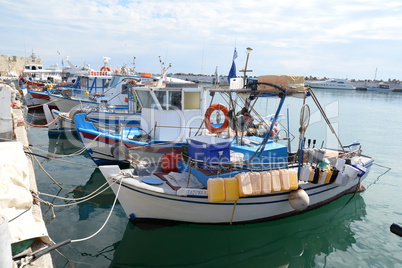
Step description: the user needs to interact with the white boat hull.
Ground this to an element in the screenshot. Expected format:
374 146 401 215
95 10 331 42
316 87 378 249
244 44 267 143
49 94 98 112
100 158 373 224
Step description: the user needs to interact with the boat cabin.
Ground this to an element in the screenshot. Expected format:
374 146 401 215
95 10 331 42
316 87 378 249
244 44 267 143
133 87 207 142
22 63 62 83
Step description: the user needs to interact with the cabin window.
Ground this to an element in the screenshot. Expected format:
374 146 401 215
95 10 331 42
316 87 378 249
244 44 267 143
136 90 157 109
184 92 200 109
154 91 167 109
168 91 182 109
121 84 129 94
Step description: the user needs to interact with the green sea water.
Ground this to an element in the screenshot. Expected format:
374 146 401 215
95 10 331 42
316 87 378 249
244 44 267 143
26 88 402 267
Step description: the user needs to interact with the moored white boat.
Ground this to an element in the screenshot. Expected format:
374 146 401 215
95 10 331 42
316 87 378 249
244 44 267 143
97 70 374 224
307 79 356 90
43 104 141 134
100 153 372 224
366 83 393 92
74 85 206 165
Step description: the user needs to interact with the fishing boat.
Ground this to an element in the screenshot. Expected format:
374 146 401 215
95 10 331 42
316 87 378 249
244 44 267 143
97 73 374 224
366 83 393 92
21 61 62 84
23 87 53 108
43 83 142 135
44 104 141 134
22 56 115 108
74 85 207 165
307 79 356 90
46 63 197 134
49 57 196 112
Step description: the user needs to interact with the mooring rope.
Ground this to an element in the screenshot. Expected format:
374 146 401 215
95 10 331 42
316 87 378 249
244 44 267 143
22 109 47 118
364 162 391 190
31 153 64 189
38 174 119 205
29 132 102 159
23 113 61 128
71 172 125 243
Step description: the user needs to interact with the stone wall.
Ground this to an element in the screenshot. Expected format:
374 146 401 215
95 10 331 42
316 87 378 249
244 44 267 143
0 54 42 77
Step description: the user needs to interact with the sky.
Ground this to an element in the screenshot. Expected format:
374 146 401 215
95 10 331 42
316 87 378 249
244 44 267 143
1 0 402 81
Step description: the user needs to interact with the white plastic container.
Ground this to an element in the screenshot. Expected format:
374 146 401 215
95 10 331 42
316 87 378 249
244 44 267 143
343 165 360 179
235 172 252 197
260 171 272 194
300 166 310 182
230 152 244 168
279 169 290 191
269 170 281 192
249 172 262 195
230 78 244 89
335 158 346 171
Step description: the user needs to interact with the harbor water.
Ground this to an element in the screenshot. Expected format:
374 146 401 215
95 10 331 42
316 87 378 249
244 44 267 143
26 89 402 267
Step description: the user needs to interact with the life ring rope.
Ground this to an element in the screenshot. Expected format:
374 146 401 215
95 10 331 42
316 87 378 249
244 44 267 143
204 103 230 133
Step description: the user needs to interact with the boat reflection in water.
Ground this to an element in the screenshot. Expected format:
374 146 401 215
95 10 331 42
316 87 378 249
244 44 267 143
110 194 366 267
47 132 82 155
72 169 116 220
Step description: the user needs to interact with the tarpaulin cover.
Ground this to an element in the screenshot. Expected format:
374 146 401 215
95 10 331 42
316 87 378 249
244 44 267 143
257 75 306 93
0 142 51 244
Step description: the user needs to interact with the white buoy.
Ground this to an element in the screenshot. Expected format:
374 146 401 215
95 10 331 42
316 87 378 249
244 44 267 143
0 215 12 268
289 189 310 211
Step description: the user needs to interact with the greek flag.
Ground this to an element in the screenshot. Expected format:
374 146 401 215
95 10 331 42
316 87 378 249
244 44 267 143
227 48 238 82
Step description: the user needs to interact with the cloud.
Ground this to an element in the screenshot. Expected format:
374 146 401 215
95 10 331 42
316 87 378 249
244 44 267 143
1 0 402 79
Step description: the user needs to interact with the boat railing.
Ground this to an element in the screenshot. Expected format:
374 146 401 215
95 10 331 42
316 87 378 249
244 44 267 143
184 154 293 171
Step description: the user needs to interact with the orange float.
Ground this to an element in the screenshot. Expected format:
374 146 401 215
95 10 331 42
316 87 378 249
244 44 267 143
204 103 230 133
141 72 152 77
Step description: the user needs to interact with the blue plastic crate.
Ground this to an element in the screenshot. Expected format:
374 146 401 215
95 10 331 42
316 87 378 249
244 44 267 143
187 136 231 165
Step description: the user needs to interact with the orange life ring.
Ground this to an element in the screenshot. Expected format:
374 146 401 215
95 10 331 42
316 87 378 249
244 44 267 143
100 66 111 72
204 103 230 133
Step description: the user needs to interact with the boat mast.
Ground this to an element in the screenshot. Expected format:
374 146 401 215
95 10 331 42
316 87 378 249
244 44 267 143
240 47 253 87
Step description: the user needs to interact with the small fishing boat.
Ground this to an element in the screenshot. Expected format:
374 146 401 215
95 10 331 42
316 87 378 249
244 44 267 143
49 58 196 112
97 72 373 224
75 85 206 165
22 56 117 108
47 62 198 138
48 73 140 112
366 83 394 92
43 81 142 134
44 104 141 134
